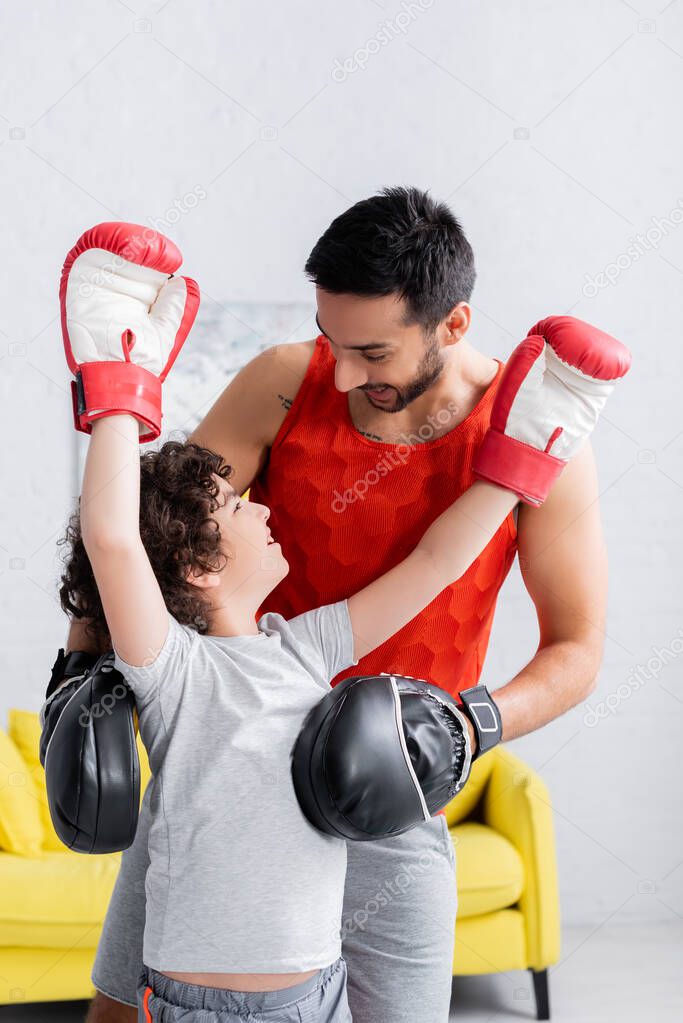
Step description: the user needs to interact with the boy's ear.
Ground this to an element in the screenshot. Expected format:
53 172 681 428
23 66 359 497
184 565 221 590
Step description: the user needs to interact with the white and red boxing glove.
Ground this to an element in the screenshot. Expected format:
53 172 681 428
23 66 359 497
60 222 200 443
473 316 631 505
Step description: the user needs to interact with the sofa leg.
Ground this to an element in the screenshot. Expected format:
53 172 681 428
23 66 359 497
530 968 550 1020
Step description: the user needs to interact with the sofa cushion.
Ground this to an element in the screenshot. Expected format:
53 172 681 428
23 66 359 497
0 848 122 948
9 709 153 852
448 821 525 919
0 728 43 858
8 710 63 852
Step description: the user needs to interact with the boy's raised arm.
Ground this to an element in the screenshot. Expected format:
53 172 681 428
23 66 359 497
347 316 631 662
347 483 517 662
81 414 170 667
59 222 199 666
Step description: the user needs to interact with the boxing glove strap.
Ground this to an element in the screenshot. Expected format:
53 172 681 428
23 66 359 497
46 647 99 700
472 429 564 507
71 361 163 442
458 684 503 759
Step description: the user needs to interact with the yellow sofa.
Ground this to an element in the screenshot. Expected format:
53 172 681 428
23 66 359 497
444 745 561 1019
0 710 152 1008
0 711 559 1018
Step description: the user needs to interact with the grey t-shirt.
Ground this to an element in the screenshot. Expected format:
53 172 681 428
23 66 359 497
112 599 358 974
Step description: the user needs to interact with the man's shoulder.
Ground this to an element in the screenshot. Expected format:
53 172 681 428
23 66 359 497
257 338 317 388
219 339 319 456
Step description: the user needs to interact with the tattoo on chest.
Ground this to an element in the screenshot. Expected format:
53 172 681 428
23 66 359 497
359 429 384 442
278 394 293 412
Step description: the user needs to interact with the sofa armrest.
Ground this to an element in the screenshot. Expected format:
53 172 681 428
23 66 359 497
481 746 561 969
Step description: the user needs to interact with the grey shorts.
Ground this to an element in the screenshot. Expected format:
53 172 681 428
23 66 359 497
136 957 350 1022
95 784 457 1023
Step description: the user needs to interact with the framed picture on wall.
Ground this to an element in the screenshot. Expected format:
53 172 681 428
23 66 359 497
76 300 316 479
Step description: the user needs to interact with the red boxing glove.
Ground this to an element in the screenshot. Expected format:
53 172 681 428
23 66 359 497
60 222 200 443
473 315 632 505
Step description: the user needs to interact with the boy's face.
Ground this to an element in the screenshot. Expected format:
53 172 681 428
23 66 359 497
210 474 289 595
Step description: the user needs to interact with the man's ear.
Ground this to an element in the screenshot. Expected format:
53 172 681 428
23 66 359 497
442 302 471 344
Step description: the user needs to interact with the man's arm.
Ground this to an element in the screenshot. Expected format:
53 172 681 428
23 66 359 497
188 341 314 494
492 441 608 741
64 615 111 656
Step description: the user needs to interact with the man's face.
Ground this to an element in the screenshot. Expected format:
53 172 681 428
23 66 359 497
315 289 463 414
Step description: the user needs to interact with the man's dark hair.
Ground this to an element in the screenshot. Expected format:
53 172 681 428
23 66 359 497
58 442 234 648
304 186 476 333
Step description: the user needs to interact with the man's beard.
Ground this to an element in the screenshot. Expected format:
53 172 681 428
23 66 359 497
363 335 445 413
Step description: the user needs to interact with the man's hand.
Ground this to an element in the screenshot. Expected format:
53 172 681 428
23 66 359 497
464 715 478 757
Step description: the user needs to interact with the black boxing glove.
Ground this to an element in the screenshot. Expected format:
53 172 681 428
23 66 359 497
39 647 141 854
291 672 502 842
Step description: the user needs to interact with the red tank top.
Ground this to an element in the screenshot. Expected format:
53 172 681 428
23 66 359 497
252 336 517 696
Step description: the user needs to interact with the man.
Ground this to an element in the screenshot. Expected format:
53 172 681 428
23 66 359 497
77 187 606 1022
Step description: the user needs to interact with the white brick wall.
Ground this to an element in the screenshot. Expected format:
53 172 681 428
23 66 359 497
1 0 680 926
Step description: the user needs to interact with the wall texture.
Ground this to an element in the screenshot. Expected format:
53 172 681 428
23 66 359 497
0 0 681 927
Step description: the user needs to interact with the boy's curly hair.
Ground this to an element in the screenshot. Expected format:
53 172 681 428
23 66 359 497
58 441 234 649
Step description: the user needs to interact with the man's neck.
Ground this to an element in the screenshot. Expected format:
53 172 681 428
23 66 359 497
349 341 498 444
